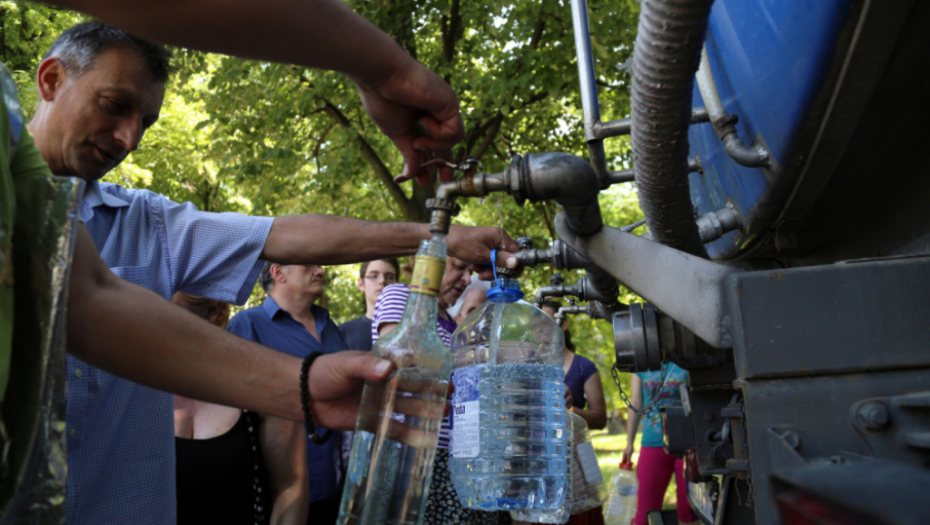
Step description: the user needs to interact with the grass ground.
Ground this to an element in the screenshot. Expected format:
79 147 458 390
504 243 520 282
589 429 678 510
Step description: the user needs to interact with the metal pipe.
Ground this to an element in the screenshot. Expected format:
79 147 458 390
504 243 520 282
534 276 621 310
695 202 743 244
557 304 607 321
571 0 610 187
571 0 600 145
535 282 586 306
594 108 710 140
556 213 734 348
513 239 593 270
503 153 604 237
631 0 715 258
608 156 703 186
696 47 772 168
434 152 621 307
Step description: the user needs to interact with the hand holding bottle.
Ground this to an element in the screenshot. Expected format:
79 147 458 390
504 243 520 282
445 225 519 279
621 443 634 465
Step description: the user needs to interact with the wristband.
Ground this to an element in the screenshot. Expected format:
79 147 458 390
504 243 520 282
300 351 332 444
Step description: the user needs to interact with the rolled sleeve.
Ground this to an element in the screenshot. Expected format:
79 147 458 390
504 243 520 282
160 198 273 305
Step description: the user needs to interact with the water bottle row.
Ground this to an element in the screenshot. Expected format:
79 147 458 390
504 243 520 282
336 255 621 525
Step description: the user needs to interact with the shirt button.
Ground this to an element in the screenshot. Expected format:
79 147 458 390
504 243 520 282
74 369 83 378
68 428 77 437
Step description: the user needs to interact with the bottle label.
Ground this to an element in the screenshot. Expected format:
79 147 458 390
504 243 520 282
617 486 637 496
451 365 480 458
409 256 445 296
576 441 604 485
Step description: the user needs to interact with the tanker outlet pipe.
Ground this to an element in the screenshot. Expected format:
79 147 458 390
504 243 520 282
696 47 773 169
631 0 714 258
434 152 621 308
513 238 594 272
556 303 614 323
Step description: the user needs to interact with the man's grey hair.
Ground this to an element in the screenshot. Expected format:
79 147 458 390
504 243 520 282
259 262 276 293
45 22 173 84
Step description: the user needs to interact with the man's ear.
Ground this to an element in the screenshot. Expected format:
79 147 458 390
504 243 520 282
36 58 69 102
271 264 289 284
357 278 366 292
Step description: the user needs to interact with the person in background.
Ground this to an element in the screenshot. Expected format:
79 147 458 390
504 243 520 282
228 263 349 525
453 282 490 325
26 22 517 525
172 292 308 525
373 257 508 525
541 301 607 430
622 364 697 525
339 259 400 352
2 1 520 521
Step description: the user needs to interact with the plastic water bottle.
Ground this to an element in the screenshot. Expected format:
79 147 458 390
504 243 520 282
450 272 568 512
604 462 637 525
338 236 452 525
510 409 574 523
569 412 608 514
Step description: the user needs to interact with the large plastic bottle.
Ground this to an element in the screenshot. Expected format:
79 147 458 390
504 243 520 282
337 236 452 525
449 273 568 511
603 462 637 525
568 412 608 514
510 409 574 524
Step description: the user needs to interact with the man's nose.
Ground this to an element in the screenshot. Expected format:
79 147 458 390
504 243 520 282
114 118 143 152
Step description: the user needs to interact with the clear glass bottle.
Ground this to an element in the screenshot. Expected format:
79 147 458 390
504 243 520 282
337 236 453 525
449 275 568 512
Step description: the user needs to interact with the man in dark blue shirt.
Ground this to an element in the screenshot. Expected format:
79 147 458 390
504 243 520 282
228 262 349 524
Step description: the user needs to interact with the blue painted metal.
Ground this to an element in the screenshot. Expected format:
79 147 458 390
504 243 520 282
687 0 856 259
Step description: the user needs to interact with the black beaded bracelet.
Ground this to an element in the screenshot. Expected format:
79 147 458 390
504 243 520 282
300 351 332 444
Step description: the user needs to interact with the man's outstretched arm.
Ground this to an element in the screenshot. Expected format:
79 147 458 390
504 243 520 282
262 215 520 276
66 224 391 429
49 0 462 184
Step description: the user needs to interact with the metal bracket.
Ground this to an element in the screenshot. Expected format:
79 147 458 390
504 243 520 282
849 391 930 463
555 212 735 348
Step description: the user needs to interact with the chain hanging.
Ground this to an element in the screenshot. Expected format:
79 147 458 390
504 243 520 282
610 361 672 416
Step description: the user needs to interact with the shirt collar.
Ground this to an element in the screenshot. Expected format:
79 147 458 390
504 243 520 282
82 181 131 221
262 296 331 325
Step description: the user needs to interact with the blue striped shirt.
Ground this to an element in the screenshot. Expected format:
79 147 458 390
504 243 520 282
372 283 455 448
67 181 273 524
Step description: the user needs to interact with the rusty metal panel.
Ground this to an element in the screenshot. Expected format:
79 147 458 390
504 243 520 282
727 256 930 379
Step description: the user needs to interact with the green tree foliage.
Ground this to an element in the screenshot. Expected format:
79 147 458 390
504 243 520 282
2 0 642 412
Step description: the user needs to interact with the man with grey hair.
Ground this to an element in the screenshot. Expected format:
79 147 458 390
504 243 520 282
26 21 518 525
229 262 349 523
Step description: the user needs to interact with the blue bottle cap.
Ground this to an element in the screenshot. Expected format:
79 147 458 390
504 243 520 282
486 279 524 303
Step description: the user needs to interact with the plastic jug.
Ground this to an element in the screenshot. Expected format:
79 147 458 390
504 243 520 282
449 274 568 511
604 462 637 525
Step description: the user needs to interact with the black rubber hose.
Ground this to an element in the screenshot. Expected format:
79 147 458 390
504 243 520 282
631 0 714 258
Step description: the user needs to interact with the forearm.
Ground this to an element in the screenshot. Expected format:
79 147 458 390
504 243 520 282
270 484 309 525
54 0 407 88
625 410 641 442
262 417 309 525
68 227 304 421
69 278 305 421
573 407 607 431
262 215 429 264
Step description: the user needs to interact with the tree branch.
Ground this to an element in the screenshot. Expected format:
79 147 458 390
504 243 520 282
441 0 463 64
319 99 418 219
